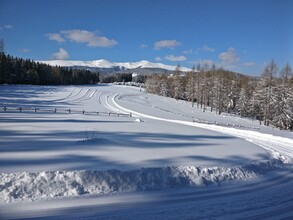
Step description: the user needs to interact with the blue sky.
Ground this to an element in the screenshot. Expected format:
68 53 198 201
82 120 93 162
0 0 292 75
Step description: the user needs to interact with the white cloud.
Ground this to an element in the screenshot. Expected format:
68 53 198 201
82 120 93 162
219 47 240 65
155 56 162 61
18 48 30 53
182 49 193 54
46 33 65 43
61 29 118 47
154 40 181 50
165 55 187 62
0 24 13 30
52 48 69 60
196 45 215 53
201 45 215 52
4 25 13 29
243 62 255 67
140 44 148 49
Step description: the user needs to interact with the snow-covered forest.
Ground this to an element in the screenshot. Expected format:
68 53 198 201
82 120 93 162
146 61 293 130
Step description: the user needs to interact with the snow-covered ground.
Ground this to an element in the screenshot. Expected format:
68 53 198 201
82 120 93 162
0 84 292 219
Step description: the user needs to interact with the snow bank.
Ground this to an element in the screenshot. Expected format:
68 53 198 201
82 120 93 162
0 158 285 203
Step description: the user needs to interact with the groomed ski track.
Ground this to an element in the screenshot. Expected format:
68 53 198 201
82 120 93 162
1 85 293 219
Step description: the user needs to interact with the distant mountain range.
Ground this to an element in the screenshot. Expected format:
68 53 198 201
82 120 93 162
39 59 191 74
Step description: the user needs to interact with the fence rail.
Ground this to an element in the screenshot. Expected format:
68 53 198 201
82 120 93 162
1 106 132 117
1 106 259 130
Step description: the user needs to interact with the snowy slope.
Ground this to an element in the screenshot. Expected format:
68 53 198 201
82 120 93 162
39 59 191 72
0 84 293 219
0 85 276 174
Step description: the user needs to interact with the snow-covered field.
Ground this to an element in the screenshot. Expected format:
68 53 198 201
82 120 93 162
0 84 293 219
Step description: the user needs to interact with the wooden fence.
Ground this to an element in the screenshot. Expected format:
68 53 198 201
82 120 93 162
1 106 132 117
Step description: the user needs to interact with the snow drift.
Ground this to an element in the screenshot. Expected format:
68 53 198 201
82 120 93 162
0 158 286 203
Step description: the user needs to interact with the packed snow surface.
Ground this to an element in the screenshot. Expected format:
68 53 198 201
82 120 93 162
1 85 276 174
0 84 293 219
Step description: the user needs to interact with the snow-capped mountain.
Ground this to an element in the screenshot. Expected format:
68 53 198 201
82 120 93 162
39 59 191 73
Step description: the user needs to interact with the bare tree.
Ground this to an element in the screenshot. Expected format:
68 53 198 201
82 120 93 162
256 60 278 126
185 65 196 106
273 63 293 129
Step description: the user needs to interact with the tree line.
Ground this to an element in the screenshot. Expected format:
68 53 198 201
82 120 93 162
99 73 133 83
99 72 147 83
0 54 99 85
145 61 293 130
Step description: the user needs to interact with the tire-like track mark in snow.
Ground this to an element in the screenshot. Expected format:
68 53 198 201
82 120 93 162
94 92 113 113
83 89 98 102
102 93 129 114
105 94 120 113
96 92 103 106
68 88 92 103
53 87 79 102
61 87 83 103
